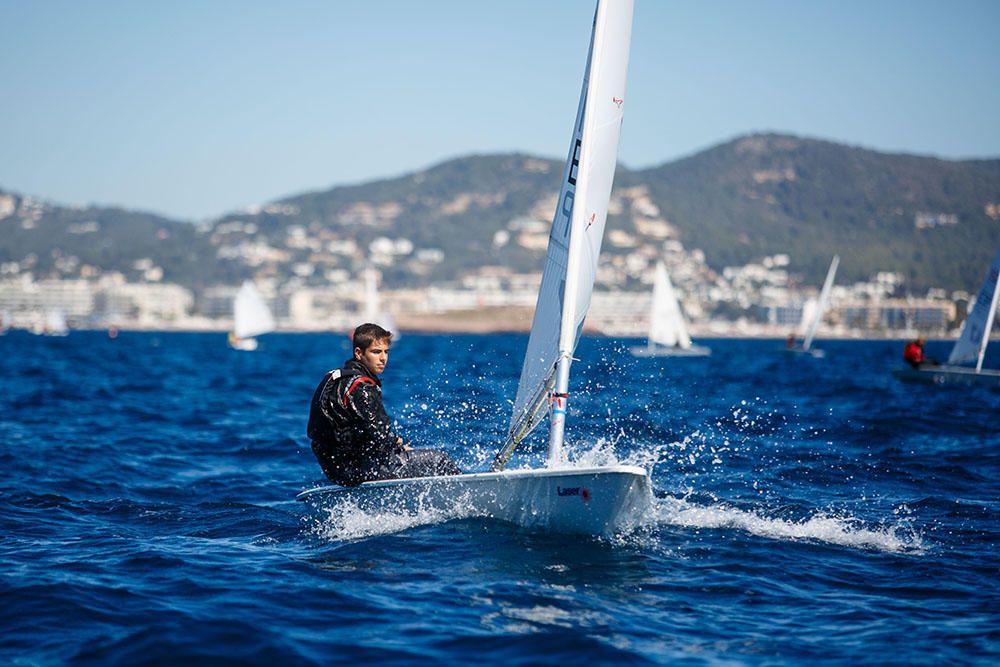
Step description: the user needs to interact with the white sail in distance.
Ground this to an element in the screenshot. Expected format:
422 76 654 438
648 262 692 349
46 309 68 335
947 246 1000 370
797 298 818 338
498 0 633 469
234 281 275 340
802 255 839 351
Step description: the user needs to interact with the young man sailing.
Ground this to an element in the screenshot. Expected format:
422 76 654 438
307 323 461 486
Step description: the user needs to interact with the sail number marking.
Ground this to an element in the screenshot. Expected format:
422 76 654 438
557 138 583 239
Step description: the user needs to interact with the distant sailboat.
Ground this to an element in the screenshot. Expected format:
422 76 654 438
43 309 69 336
787 255 839 358
631 261 710 357
229 281 274 351
299 0 651 536
893 245 1000 386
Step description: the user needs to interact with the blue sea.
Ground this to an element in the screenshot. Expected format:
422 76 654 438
1 331 998 665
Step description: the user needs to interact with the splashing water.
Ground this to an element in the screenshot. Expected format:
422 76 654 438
305 430 924 555
650 495 924 554
306 486 489 542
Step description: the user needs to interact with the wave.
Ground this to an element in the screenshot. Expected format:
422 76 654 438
650 495 925 554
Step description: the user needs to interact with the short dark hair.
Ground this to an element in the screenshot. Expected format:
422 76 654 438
353 323 392 351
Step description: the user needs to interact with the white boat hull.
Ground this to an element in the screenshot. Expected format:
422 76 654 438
297 464 653 536
892 365 1000 387
785 346 825 358
630 344 711 358
230 337 258 351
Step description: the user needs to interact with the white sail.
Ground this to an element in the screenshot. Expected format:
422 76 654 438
233 281 275 340
802 255 839 352
648 262 692 348
499 0 633 469
298 1 654 537
948 246 1000 370
45 309 68 336
796 298 817 338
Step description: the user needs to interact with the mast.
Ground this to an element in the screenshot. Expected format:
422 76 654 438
493 0 632 471
547 0 633 466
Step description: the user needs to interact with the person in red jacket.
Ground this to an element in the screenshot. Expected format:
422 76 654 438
902 337 935 369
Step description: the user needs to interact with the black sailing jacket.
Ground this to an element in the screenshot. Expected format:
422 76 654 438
307 358 404 485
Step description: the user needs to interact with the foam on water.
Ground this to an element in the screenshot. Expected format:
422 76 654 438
306 489 485 542
650 496 924 554
305 436 923 554
307 484 923 556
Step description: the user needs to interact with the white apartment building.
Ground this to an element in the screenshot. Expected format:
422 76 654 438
100 282 194 324
0 277 94 318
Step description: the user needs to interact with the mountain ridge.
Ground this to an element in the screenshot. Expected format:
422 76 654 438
1 133 998 293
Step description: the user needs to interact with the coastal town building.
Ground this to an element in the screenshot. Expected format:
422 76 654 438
0 255 969 339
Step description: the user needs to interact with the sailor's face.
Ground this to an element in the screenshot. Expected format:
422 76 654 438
356 340 389 375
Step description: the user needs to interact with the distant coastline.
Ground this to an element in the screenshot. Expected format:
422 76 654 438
26 316 962 343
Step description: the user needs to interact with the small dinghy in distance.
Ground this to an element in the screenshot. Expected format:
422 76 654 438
298 0 652 536
630 261 710 357
229 281 275 351
893 245 1000 387
787 255 839 358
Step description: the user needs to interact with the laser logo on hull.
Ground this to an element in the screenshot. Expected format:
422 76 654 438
557 486 591 503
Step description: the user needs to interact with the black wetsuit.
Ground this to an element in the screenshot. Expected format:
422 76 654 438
307 358 460 486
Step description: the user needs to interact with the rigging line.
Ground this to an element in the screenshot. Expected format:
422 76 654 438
492 372 555 471
494 350 577 472
493 392 547 470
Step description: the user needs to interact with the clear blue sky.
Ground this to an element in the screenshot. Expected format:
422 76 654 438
1 0 997 221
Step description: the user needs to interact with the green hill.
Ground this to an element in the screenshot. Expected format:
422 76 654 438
2 134 998 293
635 134 1000 289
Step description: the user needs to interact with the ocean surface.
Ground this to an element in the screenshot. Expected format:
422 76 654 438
1 330 998 666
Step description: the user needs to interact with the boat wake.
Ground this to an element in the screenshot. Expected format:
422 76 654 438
648 495 925 554
306 488 924 555
573 436 927 555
